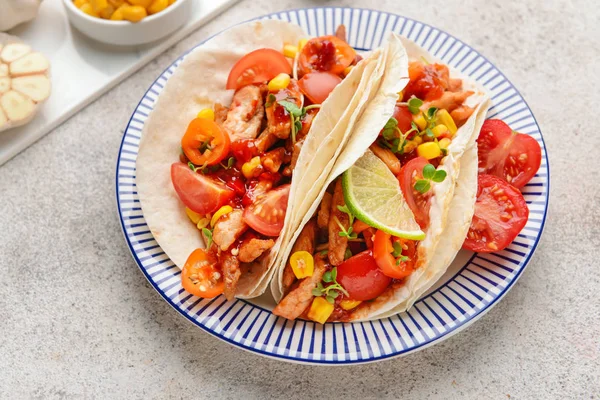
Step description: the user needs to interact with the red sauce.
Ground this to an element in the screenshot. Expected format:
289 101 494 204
403 62 450 101
230 139 259 163
308 39 336 71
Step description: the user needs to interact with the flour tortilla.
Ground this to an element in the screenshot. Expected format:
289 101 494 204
136 20 379 298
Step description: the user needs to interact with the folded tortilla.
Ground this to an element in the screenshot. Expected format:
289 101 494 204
136 20 381 298
271 33 491 320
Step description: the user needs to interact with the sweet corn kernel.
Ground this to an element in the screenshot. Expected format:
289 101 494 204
413 113 427 130
268 73 291 92
413 136 423 145
196 108 215 120
196 217 210 230
290 251 314 279
417 142 442 160
185 207 201 224
403 140 418 154
210 205 233 228
90 0 108 12
107 0 125 7
307 297 334 324
339 299 362 310
148 0 168 14
127 0 152 7
438 138 452 150
343 65 353 76
298 38 308 50
242 156 261 178
283 44 298 59
122 5 147 22
74 0 89 8
435 109 457 135
110 8 124 20
80 3 99 17
397 90 403 101
99 4 115 18
431 124 449 138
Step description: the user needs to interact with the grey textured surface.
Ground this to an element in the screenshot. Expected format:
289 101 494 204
1 0 598 398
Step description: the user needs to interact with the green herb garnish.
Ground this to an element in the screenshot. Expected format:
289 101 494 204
344 248 353 260
265 93 276 108
335 205 357 239
407 97 423 115
220 156 235 169
311 267 350 304
414 163 447 194
202 228 214 248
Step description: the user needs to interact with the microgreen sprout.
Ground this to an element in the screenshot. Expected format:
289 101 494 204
311 267 349 304
202 227 214 248
414 163 447 194
335 205 357 239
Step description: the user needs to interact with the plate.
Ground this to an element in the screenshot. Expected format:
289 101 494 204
116 8 549 364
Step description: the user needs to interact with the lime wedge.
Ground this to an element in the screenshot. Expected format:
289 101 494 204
342 149 425 240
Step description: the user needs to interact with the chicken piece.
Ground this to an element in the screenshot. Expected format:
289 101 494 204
289 138 304 171
214 103 228 126
448 78 462 92
297 108 318 142
281 219 317 294
264 81 303 139
238 238 275 263
425 90 474 113
335 24 347 42
370 144 401 175
261 147 286 173
255 130 279 153
450 105 475 127
317 192 332 230
328 180 349 266
273 255 327 320
222 252 241 300
222 85 264 141
212 210 247 251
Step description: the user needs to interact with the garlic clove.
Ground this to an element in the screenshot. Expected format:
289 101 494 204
0 63 8 77
0 77 10 94
12 75 51 102
0 43 31 64
1 90 35 123
10 52 49 76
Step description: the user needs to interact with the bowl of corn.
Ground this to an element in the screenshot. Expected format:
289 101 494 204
63 0 192 46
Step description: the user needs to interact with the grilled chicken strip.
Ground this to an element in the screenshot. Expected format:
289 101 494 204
317 192 332 230
281 219 317 295
222 252 241 300
212 210 247 251
238 238 275 263
222 85 264 141
328 180 349 266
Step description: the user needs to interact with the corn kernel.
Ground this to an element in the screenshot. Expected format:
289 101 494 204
417 142 442 160
283 44 298 59
185 207 201 224
403 140 418 154
435 109 457 135
110 8 124 20
90 0 108 12
196 217 210 230
307 297 334 324
80 3 99 17
107 0 125 7
267 73 291 92
127 0 152 7
210 205 233 227
298 38 308 51
74 0 89 8
122 5 147 22
413 136 423 145
290 251 314 279
413 113 427 130
148 0 168 14
99 4 115 18
431 124 449 138
339 299 361 310
343 65 353 76
438 138 452 150
196 108 215 120
397 90 403 101
242 156 262 178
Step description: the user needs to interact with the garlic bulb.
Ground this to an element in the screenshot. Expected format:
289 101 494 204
0 33 51 133
0 0 42 32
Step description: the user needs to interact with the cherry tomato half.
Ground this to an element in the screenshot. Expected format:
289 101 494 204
477 119 542 189
298 35 356 76
336 250 392 301
226 48 292 90
171 163 235 215
181 248 224 298
298 71 342 104
398 157 431 229
393 104 414 134
243 184 290 236
372 230 417 279
181 118 230 166
462 174 529 253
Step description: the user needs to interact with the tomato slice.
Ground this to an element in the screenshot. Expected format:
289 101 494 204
171 163 235 215
336 250 392 301
398 157 431 229
243 184 290 236
298 35 356 76
392 104 414 134
463 174 529 253
181 118 230 166
226 48 292 90
181 248 224 298
298 71 342 104
372 230 416 279
477 119 542 188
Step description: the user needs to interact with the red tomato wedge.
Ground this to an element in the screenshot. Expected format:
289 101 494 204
398 157 431 229
181 118 230 166
392 104 414 134
226 48 292 90
243 184 290 236
463 174 529 253
171 163 235 215
336 250 392 301
477 119 542 189
372 230 416 279
298 71 342 104
298 35 356 76
181 249 224 298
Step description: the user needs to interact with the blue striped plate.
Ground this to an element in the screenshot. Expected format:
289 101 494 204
116 8 549 364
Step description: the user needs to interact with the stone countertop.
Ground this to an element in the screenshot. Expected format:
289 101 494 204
1 0 598 398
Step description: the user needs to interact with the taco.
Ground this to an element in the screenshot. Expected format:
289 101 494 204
135 20 385 300
271 33 491 323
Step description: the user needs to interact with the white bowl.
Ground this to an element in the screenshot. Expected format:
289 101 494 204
62 0 192 46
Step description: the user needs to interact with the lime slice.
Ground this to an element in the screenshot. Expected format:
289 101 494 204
342 149 425 240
